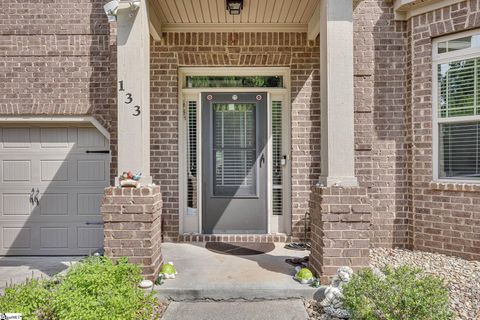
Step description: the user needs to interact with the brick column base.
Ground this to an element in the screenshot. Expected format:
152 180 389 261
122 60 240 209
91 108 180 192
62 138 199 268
101 186 163 281
309 186 371 284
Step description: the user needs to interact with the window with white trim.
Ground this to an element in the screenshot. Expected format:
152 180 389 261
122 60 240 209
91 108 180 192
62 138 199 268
433 31 480 181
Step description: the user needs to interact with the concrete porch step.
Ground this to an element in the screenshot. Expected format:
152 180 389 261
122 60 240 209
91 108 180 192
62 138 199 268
153 242 325 301
161 300 310 320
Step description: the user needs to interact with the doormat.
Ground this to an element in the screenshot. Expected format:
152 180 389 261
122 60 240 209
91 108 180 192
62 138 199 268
205 242 275 256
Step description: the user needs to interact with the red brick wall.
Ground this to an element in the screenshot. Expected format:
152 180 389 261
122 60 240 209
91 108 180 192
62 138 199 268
310 186 372 283
353 0 410 248
0 0 117 180
150 33 320 240
408 0 480 260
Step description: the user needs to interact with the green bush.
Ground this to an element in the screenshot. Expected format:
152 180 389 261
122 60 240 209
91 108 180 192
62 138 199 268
0 278 54 319
342 265 453 320
0 256 158 320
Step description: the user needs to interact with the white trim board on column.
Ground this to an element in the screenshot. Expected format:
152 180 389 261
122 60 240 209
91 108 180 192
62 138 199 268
318 0 358 187
116 0 152 184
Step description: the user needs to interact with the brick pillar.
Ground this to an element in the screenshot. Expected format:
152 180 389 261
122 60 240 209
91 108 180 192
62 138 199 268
309 186 371 284
101 186 163 281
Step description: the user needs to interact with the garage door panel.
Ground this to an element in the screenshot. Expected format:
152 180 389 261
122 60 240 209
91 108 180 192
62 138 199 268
39 193 69 216
77 160 106 182
2 193 32 216
40 127 70 149
77 127 108 148
0 222 104 255
77 193 103 216
2 128 32 149
40 227 69 249
77 227 103 249
2 227 31 249
3 160 32 182
0 125 109 256
40 160 69 182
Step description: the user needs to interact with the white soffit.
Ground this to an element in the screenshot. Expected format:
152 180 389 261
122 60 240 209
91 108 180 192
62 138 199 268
149 0 320 33
394 0 466 20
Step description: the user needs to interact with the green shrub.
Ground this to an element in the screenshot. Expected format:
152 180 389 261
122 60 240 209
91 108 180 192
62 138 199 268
0 256 158 320
0 278 54 319
342 265 453 320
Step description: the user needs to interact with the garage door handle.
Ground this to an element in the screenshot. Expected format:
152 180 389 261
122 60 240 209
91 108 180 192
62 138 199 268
30 188 35 205
86 150 110 154
34 188 40 206
86 222 104 225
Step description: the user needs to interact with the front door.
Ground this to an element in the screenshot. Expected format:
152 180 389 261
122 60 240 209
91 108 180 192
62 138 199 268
202 92 267 234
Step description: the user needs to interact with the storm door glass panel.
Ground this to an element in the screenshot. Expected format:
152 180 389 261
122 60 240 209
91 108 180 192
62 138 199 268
213 103 257 197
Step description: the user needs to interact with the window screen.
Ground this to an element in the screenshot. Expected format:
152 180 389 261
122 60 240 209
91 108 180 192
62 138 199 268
272 101 283 215
435 32 480 181
439 122 480 179
187 101 198 211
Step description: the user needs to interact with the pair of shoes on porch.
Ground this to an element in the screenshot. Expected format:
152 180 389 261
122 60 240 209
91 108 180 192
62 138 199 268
284 242 311 250
285 256 309 268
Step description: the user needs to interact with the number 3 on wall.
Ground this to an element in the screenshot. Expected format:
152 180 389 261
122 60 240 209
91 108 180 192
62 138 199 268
119 80 141 117
133 106 141 116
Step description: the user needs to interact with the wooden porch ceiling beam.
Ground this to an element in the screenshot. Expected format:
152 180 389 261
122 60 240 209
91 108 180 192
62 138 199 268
147 0 162 41
307 1 321 41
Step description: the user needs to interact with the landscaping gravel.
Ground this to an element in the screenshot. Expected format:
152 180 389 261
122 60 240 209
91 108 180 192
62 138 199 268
305 248 480 320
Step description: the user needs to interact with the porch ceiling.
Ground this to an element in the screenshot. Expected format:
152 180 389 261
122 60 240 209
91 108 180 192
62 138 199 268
148 0 320 35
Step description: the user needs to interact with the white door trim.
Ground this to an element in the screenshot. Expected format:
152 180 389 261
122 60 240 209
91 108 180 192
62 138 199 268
0 116 110 140
178 67 291 235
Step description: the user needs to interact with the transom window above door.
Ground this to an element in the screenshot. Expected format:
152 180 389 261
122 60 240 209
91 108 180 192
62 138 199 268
185 76 284 88
433 30 480 182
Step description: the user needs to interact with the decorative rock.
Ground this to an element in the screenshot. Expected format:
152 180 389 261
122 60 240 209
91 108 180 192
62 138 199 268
370 248 480 320
306 249 480 320
139 279 153 289
319 266 353 319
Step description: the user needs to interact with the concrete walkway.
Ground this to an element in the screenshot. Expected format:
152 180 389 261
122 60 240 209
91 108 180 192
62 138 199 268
162 300 309 320
155 242 324 301
0 256 82 293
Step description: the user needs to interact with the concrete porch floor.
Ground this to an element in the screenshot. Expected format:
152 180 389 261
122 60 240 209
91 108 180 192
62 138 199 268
154 242 324 301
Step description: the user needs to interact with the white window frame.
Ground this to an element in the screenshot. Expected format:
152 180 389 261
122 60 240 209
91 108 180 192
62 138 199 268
178 67 292 235
432 29 480 183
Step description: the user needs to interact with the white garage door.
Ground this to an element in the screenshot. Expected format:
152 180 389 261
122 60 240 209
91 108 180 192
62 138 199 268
0 125 110 255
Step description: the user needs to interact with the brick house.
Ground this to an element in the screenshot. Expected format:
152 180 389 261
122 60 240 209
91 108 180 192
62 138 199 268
1 0 479 281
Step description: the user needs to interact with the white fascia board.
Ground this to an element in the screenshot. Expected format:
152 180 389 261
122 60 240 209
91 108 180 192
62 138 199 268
394 0 466 20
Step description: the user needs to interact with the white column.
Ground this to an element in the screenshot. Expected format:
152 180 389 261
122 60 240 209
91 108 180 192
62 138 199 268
116 1 152 184
318 0 358 187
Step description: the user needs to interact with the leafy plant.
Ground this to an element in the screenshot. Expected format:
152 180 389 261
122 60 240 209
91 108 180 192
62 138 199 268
0 278 54 319
342 265 453 320
0 256 159 320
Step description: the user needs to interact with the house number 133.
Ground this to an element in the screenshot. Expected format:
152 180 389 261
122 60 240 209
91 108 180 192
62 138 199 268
119 80 141 117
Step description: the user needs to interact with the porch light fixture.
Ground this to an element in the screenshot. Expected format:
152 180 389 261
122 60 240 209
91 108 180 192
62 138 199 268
226 0 243 15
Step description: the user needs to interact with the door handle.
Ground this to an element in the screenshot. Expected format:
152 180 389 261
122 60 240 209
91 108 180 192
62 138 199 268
34 188 40 206
259 154 265 168
29 188 35 205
